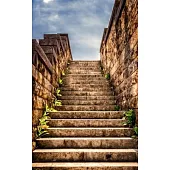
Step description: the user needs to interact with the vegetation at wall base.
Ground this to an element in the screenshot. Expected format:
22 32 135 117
123 109 138 138
114 105 120 111
62 71 65 76
59 78 63 85
56 88 62 97
105 73 110 80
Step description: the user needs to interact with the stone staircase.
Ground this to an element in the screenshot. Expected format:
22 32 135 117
32 61 138 170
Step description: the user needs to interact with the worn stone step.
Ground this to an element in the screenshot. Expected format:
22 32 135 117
67 71 102 74
62 84 110 88
61 100 115 105
69 62 100 65
58 96 115 100
46 127 133 137
32 162 138 170
68 67 100 71
61 91 113 96
60 87 112 92
57 105 115 111
63 77 106 81
69 64 100 67
63 80 109 84
49 111 124 119
33 149 138 162
47 119 124 127
71 60 100 63
36 137 138 149
64 74 103 78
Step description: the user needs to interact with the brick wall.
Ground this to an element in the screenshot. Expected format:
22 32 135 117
100 0 138 120
32 34 72 150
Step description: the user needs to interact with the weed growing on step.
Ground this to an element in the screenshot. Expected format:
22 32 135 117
62 71 65 76
36 104 57 138
114 105 120 111
123 109 136 128
56 88 62 97
54 99 62 106
105 73 110 80
59 78 63 85
123 109 138 138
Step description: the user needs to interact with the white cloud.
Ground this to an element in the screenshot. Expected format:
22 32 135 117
33 0 115 60
43 0 53 4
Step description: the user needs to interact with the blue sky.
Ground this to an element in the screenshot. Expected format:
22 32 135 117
32 0 114 60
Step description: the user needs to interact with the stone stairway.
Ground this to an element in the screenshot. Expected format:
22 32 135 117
32 61 138 170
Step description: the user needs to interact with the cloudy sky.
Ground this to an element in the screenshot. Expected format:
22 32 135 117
33 0 114 60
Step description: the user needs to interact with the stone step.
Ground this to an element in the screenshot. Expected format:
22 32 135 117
32 162 138 170
46 127 133 137
49 111 124 119
61 99 115 105
33 149 138 162
61 91 113 96
63 77 106 81
70 60 99 62
57 105 115 111
47 119 124 127
36 137 138 149
58 96 115 100
62 84 110 88
69 64 100 67
64 74 103 78
60 87 112 92
63 80 109 84
67 71 102 74
68 67 100 71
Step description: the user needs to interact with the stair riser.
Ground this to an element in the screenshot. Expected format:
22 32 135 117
46 128 133 137
61 100 115 105
64 75 103 78
57 105 115 111
69 64 100 67
49 111 124 119
61 91 113 96
63 80 109 84
61 87 112 91
67 71 101 74
62 84 110 88
37 138 138 149
33 151 137 162
32 166 138 170
58 96 115 100
47 119 124 127
63 78 106 81
68 68 101 72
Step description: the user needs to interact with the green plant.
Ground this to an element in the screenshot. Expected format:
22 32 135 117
56 88 62 97
55 99 62 106
45 104 57 112
62 71 65 76
123 109 136 127
59 78 63 85
134 126 138 135
36 105 52 138
105 73 110 80
114 105 120 111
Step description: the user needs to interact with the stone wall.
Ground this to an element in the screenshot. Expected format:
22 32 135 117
32 34 72 150
100 0 138 121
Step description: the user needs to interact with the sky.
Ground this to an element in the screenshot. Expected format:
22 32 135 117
32 0 114 60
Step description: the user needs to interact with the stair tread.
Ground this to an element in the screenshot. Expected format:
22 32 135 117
33 149 137 152
37 137 135 140
49 111 124 113
48 127 132 129
32 162 138 167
